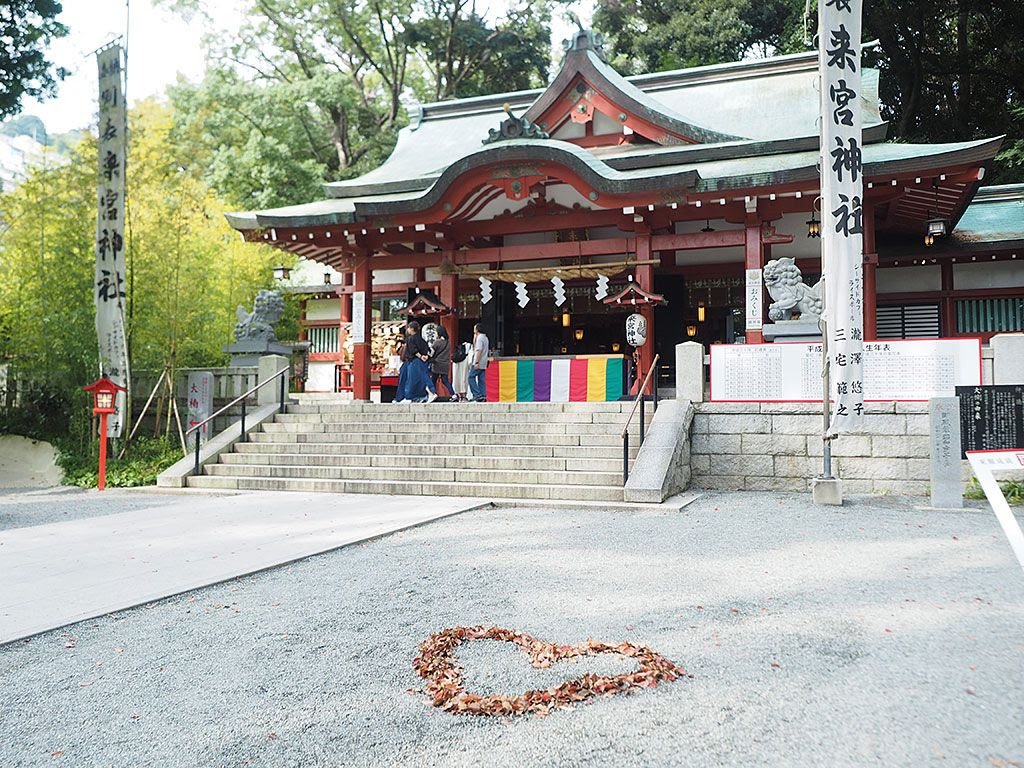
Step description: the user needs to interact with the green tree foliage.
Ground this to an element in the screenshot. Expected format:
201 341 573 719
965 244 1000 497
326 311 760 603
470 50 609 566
0 0 68 119
593 0 1024 182
405 0 552 100
863 1 1024 182
0 100 282 400
163 0 553 208
593 0 806 74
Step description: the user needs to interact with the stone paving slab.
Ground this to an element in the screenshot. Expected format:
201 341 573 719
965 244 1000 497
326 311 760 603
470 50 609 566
0 490 485 645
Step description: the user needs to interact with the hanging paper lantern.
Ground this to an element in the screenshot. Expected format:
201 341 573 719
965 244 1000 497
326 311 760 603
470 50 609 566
625 313 647 347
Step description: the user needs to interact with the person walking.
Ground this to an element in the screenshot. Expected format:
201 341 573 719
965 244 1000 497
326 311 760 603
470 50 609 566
429 325 455 400
395 321 437 403
469 323 489 402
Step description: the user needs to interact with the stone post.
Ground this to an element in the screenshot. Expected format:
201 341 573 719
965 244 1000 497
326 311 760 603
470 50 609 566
257 354 289 406
675 341 704 402
991 333 1024 384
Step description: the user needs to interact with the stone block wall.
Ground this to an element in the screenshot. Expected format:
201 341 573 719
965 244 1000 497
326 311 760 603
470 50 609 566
689 401 965 496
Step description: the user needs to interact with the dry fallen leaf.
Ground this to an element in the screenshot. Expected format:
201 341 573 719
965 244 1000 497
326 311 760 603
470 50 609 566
412 625 685 718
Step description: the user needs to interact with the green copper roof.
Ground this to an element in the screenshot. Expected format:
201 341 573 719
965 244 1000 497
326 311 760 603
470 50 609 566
952 184 1024 246
321 44 885 200
226 137 1001 230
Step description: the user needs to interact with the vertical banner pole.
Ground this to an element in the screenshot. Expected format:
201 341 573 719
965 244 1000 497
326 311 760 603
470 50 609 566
818 0 865 439
94 44 131 437
821 319 833 478
98 412 109 491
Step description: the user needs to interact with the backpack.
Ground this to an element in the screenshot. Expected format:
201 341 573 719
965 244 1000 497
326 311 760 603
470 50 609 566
451 342 468 363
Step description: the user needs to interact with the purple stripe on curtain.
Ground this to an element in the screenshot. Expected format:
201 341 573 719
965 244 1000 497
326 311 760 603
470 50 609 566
533 359 552 402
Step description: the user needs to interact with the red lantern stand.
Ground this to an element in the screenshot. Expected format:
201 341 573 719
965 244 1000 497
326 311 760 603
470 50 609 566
83 377 127 491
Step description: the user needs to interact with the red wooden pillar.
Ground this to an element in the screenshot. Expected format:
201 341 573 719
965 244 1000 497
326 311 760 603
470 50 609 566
940 260 956 336
636 231 655 393
340 272 352 324
440 269 458 345
298 298 308 344
744 214 764 343
339 271 352 351
352 256 372 401
440 269 459 396
862 201 878 341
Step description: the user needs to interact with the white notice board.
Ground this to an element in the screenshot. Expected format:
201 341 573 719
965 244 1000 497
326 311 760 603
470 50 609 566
709 338 982 402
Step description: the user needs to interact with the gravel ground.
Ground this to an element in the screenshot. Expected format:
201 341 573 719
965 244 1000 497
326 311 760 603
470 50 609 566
2 491 1022 768
0 487 184 531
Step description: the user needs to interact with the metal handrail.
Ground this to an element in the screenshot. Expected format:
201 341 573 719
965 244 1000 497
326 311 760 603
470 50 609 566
186 366 289 476
621 354 660 485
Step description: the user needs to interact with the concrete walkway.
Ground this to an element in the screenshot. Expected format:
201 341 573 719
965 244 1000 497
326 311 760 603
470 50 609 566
0 490 484 645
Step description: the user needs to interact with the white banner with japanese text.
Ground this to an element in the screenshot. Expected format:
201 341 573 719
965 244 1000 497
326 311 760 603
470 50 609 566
819 0 864 435
745 268 763 332
95 44 130 436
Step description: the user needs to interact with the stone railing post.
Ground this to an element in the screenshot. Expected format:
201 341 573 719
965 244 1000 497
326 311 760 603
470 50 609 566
675 341 704 402
257 354 289 406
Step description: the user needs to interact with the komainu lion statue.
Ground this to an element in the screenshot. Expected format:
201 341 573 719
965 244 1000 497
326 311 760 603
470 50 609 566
234 289 285 342
763 257 824 321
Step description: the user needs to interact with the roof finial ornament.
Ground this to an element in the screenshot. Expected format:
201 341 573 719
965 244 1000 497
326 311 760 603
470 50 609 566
482 102 550 145
560 18 605 60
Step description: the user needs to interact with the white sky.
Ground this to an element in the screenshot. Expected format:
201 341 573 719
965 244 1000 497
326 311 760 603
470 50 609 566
21 0 593 136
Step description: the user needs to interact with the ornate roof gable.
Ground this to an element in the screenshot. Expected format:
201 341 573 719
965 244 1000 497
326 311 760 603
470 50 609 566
523 27 743 147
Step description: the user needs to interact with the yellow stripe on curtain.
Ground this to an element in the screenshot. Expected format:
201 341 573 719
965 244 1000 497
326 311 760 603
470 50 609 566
498 359 518 402
586 357 607 401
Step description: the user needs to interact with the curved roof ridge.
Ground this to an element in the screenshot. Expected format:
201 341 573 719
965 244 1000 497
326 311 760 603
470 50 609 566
409 41 881 122
523 40 741 144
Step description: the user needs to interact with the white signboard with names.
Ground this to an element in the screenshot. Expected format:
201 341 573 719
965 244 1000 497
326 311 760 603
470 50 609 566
350 290 366 344
710 339 982 403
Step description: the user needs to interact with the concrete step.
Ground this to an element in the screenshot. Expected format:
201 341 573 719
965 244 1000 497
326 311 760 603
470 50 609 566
204 462 622 487
187 474 625 502
276 410 611 424
250 430 628 447
219 452 627 473
233 441 637 460
287 401 631 414
261 420 637 436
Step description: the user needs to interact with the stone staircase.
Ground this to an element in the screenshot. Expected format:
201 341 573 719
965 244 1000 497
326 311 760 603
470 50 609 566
187 397 641 501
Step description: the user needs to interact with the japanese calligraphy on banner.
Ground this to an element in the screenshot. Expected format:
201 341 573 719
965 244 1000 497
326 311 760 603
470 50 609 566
95 44 130 436
819 0 864 435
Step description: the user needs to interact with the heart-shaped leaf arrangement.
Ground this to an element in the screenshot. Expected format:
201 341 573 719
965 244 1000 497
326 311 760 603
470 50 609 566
413 625 686 717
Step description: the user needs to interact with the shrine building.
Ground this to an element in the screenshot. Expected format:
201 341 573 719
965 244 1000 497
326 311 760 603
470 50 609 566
225 30 1021 398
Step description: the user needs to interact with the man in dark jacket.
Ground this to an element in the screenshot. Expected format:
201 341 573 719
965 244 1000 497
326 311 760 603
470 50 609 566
395 321 437 403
